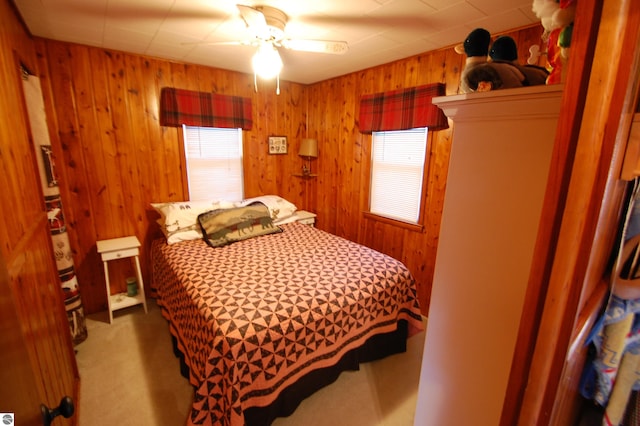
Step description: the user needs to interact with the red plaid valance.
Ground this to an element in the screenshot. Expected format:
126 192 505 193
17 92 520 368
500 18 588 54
160 88 253 129
358 83 448 133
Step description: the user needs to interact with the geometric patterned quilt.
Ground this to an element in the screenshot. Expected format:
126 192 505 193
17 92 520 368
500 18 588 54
151 221 423 426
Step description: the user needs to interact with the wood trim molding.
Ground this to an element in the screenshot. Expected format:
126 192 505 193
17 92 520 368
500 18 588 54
501 1 603 423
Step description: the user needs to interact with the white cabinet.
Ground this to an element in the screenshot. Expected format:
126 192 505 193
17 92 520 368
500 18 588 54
415 85 564 426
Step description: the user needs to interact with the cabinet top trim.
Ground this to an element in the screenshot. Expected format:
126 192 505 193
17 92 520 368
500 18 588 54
433 84 565 122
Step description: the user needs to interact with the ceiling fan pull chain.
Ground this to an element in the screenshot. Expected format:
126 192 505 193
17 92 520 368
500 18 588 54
276 74 280 95
254 73 258 93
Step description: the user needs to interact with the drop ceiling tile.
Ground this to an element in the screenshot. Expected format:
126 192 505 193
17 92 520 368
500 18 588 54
348 33 403 56
426 26 475 49
102 28 155 50
306 0 385 17
381 22 441 44
50 25 105 47
104 17 164 35
14 0 546 84
157 18 220 39
150 29 209 47
467 0 533 15
368 0 437 18
519 5 541 23
419 0 466 11
427 3 488 31
468 8 538 34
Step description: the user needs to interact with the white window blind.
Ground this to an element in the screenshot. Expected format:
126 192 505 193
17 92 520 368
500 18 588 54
182 125 244 201
370 127 428 223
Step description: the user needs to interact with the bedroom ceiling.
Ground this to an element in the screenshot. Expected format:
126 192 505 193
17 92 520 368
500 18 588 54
12 0 540 85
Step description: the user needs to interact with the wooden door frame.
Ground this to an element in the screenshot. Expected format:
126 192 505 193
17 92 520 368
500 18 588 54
505 0 640 423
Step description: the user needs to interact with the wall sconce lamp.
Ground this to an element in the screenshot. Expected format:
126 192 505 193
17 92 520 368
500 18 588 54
298 138 318 176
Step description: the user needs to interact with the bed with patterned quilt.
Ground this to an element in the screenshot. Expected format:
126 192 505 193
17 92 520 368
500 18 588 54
150 197 423 426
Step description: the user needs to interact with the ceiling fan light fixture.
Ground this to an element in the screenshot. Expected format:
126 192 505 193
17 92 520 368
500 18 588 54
252 43 282 80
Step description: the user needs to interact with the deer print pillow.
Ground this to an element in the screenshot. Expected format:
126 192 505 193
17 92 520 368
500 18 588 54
198 202 282 248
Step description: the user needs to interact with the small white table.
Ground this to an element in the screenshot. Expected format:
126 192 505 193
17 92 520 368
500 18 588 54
96 236 148 323
294 210 317 226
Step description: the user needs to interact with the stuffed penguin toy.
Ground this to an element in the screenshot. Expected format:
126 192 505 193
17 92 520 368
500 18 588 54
458 28 492 93
489 36 549 86
458 29 526 93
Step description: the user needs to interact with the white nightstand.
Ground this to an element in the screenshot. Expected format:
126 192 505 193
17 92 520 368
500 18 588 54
96 236 148 323
294 210 317 226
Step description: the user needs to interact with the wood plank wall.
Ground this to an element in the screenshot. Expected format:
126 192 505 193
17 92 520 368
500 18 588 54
32 25 545 315
308 26 549 309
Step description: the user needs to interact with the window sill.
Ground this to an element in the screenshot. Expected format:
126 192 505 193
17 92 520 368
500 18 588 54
362 212 424 233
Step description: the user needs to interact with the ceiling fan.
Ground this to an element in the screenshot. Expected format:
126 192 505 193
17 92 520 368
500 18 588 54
234 5 348 55
192 4 348 93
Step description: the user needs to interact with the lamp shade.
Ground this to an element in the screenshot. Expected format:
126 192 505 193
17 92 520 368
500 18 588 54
299 138 318 158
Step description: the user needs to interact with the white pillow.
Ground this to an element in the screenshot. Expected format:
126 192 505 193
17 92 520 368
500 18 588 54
238 195 297 222
152 200 236 244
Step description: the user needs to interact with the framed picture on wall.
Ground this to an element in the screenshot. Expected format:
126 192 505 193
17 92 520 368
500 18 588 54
268 136 288 154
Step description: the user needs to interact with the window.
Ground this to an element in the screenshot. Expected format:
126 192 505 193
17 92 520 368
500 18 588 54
182 125 244 201
370 127 428 224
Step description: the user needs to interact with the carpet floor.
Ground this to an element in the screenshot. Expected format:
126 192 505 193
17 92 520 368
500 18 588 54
75 300 426 426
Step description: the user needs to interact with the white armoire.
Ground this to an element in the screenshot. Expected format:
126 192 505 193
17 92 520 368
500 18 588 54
415 85 564 425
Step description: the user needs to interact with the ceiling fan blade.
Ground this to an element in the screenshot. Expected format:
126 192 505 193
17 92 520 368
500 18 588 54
237 4 267 30
182 40 253 47
281 39 348 55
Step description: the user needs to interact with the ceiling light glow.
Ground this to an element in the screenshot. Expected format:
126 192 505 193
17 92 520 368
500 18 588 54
252 43 283 80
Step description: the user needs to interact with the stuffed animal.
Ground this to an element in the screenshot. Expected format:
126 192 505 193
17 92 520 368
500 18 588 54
458 28 492 93
457 28 526 93
532 0 577 84
489 35 549 86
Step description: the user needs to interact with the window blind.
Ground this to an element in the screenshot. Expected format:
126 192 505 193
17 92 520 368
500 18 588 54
182 125 244 201
370 128 428 223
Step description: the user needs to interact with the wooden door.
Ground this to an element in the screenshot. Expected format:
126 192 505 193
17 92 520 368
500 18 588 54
0 218 78 425
0 254 42 425
513 0 640 423
0 64 79 426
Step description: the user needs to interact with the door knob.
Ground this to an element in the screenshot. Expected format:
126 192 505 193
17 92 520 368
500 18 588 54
40 396 74 426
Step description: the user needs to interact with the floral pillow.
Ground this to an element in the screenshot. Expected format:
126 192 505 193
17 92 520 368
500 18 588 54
237 195 297 224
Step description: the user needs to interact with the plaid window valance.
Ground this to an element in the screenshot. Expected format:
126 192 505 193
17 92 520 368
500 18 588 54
358 83 448 133
160 88 253 130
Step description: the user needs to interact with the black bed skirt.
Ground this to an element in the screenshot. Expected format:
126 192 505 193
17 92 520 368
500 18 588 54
170 320 409 426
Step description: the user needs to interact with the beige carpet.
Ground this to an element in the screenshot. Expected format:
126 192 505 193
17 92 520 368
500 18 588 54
75 300 426 426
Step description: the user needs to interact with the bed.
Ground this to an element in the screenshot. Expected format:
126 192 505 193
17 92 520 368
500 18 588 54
150 198 424 426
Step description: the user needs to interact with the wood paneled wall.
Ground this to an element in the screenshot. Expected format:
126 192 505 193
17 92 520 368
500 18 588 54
32 25 546 315
34 41 310 313
303 25 546 311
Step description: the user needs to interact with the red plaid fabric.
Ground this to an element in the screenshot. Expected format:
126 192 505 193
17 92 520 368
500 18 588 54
160 88 253 129
358 83 448 133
